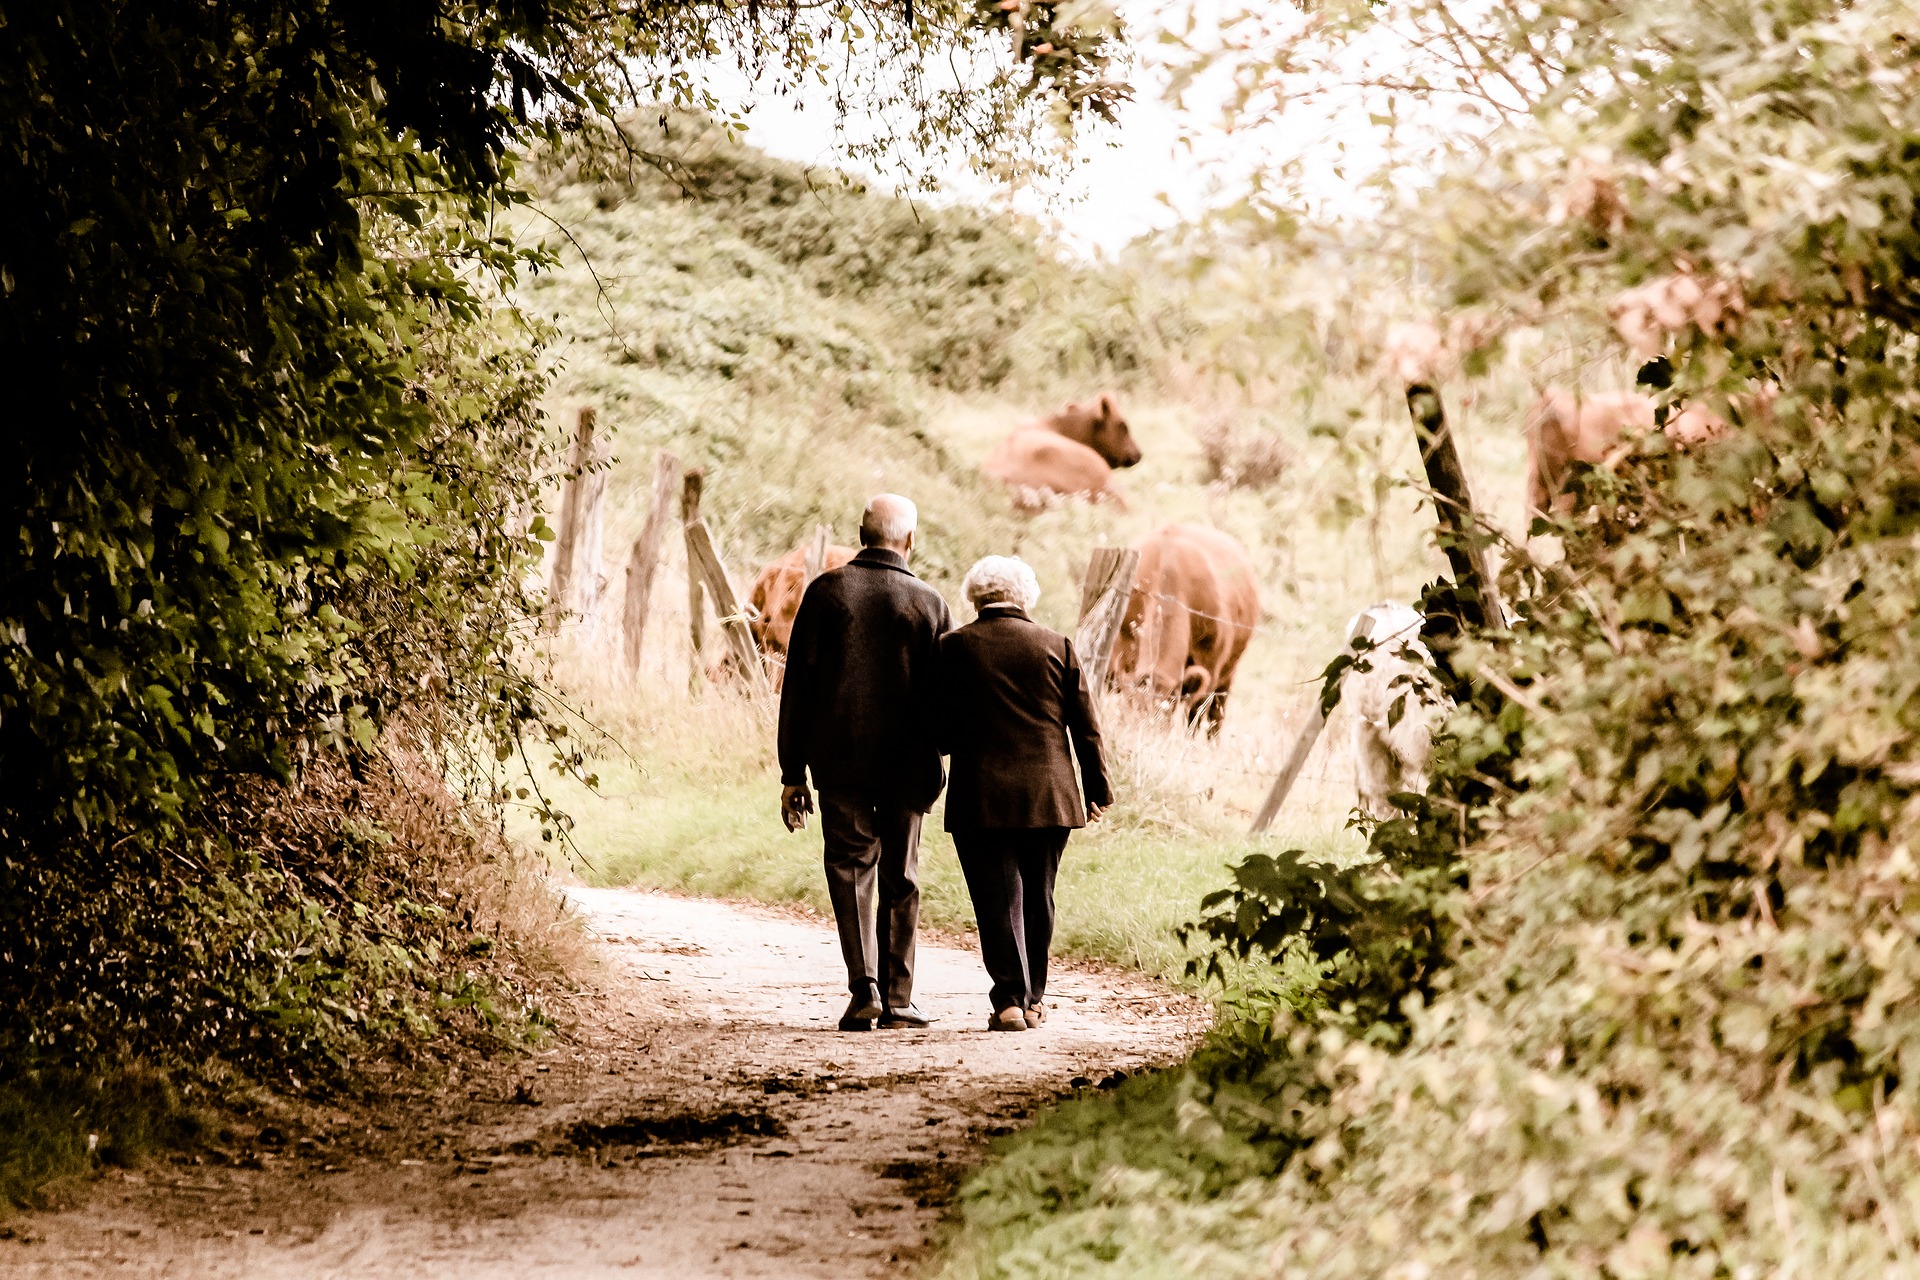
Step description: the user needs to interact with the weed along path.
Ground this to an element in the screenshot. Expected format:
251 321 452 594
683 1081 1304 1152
1 886 1203 1279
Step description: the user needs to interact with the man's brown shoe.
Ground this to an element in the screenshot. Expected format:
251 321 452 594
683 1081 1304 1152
1024 1003 1048 1029
989 1007 1028 1032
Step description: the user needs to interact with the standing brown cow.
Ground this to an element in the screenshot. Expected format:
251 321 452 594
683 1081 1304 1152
1526 388 1728 516
730 542 856 690
983 394 1142 509
1109 523 1260 735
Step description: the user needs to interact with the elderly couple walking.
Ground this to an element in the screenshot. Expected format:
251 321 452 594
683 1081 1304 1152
777 494 1113 1033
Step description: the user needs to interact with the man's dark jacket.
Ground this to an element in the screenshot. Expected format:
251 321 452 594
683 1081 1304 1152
778 547 954 812
935 604 1113 831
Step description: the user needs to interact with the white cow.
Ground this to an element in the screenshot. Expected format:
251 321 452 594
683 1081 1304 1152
1343 603 1441 819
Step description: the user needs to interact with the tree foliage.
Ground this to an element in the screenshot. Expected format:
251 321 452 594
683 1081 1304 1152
0 0 1120 1076
951 0 1920 1273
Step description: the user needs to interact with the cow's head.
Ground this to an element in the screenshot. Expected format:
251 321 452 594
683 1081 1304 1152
1069 394 1143 469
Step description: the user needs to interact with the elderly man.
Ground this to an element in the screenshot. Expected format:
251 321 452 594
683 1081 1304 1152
778 495 952 1031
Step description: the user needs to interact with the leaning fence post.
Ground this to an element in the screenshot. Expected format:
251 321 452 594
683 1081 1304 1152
620 450 680 683
684 514 769 698
1250 698 1328 835
1251 608 1395 835
1404 382 1502 628
803 523 832 585
1075 546 1140 689
681 468 706 667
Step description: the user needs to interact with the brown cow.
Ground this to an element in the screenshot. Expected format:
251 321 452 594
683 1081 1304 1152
1034 393 1142 468
721 541 856 690
983 394 1142 508
1525 388 1729 516
984 431 1130 511
1109 523 1260 735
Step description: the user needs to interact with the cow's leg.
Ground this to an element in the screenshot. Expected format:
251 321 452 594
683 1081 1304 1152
1525 393 1576 518
1204 686 1229 738
1152 603 1195 720
1351 718 1396 819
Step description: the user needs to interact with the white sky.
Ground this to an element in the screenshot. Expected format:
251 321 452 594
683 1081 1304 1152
698 2 1291 257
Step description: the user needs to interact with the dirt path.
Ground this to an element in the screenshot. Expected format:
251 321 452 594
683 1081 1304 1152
0 886 1204 1279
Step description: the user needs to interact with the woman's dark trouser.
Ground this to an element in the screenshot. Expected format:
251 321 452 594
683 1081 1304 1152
952 827 1071 1013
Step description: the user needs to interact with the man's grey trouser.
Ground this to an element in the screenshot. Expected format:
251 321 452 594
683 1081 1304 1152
817 789 921 1010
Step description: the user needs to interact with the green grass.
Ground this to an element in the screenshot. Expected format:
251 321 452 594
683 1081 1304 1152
520 688 1361 982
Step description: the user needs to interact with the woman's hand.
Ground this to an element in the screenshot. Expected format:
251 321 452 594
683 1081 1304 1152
1088 802 1110 823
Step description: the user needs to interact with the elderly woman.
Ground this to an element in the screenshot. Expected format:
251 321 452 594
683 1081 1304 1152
937 556 1113 1032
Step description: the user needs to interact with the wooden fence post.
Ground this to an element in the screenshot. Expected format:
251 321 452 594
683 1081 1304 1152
548 406 606 631
1075 546 1139 688
803 523 831 585
684 515 769 698
681 468 706 665
1250 607 1400 835
1405 382 1502 628
620 450 680 682
1250 698 1328 835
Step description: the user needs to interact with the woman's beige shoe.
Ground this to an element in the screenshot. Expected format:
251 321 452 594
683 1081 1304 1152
1024 1003 1048 1029
989 1007 1029 1032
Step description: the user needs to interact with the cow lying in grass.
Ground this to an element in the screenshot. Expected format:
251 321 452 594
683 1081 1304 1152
984 393 1141 510
1524 388 1729 518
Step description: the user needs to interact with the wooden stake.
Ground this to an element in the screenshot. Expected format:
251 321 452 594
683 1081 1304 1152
803 523 831 585
620 450 680 681
1251 607 1396 835
1251 699 1327 835
681 468 706 664
1405 382 1501 628
1075 547 1139 687
684 518 769 698
548 406 601 629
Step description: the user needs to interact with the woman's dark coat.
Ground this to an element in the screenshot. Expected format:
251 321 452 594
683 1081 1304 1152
936 604 1113 830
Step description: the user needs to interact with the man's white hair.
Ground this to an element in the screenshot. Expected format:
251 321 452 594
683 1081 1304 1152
963 556 1041 613
860 493 917 547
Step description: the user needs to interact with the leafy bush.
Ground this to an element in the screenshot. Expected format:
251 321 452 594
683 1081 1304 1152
1196 416 1294 491
540 111 1186 396
0 1067 202 1210
944 0 1920 1274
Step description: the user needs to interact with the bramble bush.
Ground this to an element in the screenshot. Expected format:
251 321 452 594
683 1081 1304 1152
943 0 1920 1274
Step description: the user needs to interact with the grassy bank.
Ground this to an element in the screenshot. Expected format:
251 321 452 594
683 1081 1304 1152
520 684 1364 981
509 120 1537 985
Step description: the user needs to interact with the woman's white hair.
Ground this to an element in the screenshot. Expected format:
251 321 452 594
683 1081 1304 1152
962 556 1041 613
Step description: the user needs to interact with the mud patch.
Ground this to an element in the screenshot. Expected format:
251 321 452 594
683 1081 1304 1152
874 1158 967 1209
561 1109 785 1150
750 1068 931 1098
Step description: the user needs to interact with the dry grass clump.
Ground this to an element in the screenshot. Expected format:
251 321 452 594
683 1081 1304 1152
1195 416 1294 491
381 742 593 992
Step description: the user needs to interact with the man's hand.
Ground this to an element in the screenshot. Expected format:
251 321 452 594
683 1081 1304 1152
1088 802 1110 824
781 784 815 832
